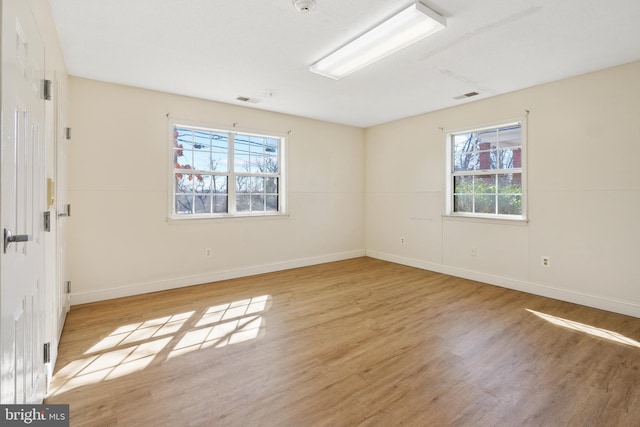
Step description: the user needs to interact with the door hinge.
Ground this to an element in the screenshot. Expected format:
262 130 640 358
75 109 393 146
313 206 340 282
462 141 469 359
65 281 71 294
43 79 52 101
58 204 71 218
44 211 51 232
44 342 51 364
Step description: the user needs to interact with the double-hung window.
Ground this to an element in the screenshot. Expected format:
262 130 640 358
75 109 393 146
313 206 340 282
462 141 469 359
447 121 525 219
171 123 285 219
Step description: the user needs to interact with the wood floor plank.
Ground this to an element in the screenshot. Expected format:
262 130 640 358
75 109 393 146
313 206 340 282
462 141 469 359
45 258 640 426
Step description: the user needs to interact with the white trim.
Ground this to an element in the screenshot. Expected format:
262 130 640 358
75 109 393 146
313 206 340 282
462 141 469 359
167 119 287 220
365 250 640 319
442 214 528 225
445 117 528 220
443 117 524 137
167 212 290 224
70 250 366 305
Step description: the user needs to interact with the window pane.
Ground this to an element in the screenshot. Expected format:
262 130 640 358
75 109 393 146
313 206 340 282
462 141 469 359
192 174 208 194
265 177 278 193
474 129 499 151
454 194 473 213
236 195 250 212
212 176 228 193
173 127 193 149
498 195 522 215
235 137 250 153
497 125 521 147
175 194 193 214
247 156 262 174
175 127 193 143
174 127 193 168
236 176 250 193
265 156 279 173
212 195 228 213
232 135 280 173
252 155 267 173
474 175 496 193
474 129 498 170
498 174 522 193
266 195 278 211
250 195 265 211
210 132 229 148
211 153 228 172
193 150 213 171
453 176 473 193
234 154 250 173
194 195 211 214
175 174 194 193
265 138 279 155
499 148 522 169
474 194 496 214
251 176 264 192
453 134 473 152
453 152 476 172
175 149 192 169
192 132 210 150
250 135 266 154
477 150 498 171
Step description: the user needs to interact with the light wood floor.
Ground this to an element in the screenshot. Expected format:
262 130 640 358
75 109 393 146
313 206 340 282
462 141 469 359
46 258 640 426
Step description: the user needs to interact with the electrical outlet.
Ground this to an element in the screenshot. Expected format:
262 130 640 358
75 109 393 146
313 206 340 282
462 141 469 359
205 248 212 257
541 256 550 267
400 237 405 245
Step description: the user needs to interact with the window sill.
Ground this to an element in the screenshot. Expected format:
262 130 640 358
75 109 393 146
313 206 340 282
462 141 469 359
168 212 290 224
442 213 528 226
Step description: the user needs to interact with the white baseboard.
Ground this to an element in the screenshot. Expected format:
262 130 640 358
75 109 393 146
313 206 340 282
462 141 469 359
71 249 366 305
365 249 640 319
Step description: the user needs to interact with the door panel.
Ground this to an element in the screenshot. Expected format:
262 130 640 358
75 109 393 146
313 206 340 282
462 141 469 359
1 0 47 404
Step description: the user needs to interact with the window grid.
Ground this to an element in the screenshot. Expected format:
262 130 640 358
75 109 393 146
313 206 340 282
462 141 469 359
172 125 282 218
449 123 524 218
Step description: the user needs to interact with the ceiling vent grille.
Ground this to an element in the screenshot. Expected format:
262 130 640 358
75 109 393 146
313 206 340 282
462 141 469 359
236 96 261 104
453 91 480 100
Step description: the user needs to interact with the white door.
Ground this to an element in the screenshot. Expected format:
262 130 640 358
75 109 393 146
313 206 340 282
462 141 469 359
1 0 47 404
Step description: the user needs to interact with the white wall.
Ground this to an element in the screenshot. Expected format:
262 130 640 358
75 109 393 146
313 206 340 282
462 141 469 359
68 61 640 318
365 60 640 318
68 78 365 304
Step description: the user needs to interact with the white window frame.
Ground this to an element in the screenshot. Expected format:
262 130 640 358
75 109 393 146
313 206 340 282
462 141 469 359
445 118 527 221
168 120 287 220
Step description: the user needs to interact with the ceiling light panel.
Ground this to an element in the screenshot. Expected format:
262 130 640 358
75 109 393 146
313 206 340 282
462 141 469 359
310 2 446 80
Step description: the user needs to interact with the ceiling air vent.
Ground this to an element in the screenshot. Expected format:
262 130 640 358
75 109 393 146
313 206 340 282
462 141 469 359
236 96 261 104
453 91 480 100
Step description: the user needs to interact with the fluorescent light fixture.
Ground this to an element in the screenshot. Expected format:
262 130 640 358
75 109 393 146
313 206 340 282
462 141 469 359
310 2 446 80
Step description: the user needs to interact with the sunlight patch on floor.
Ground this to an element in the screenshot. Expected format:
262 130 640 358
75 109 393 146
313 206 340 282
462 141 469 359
49 337 172 395
169 316 263 359
48 295 271 398
85 311 194 354
527 309 640 348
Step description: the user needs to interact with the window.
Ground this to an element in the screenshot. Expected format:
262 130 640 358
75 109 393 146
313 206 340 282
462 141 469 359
447 121 525 219
171 124 284 219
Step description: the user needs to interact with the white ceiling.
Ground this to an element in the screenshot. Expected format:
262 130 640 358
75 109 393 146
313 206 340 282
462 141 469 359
49 0 640 128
